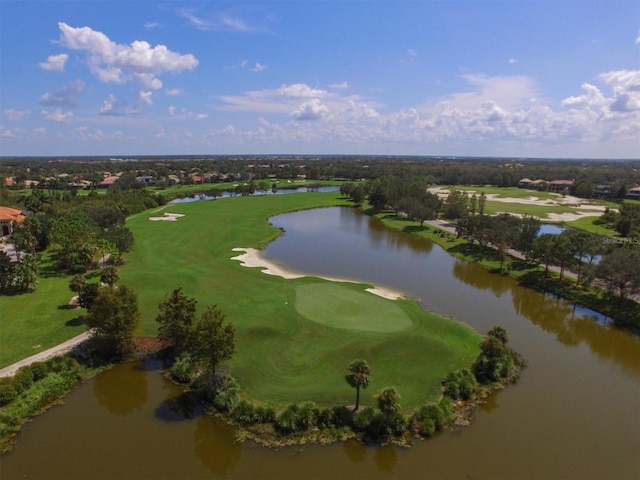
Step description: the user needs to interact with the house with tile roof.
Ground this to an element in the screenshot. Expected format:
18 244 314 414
0 207 26 237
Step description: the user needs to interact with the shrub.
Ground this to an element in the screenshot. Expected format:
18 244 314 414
30 361 49 381
331 406 353 428
353 407 386 437
275 404 301 434
296 401 316 431
170 353 196 384
254 405 276 424
385 411 408 436
412 397 455 438
0 383 18 407
418 417 437 437
232 400 258 425
443 368 479 400
315 407 334 429
12 367 34 395
212 379 240 412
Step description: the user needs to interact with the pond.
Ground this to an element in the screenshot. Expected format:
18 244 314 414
3 206 639 479
169 185 340 203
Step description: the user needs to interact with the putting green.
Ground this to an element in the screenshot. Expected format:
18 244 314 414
295 283 413 332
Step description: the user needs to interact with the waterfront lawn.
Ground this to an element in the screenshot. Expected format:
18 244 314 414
121 192 481 410
0 275 85 368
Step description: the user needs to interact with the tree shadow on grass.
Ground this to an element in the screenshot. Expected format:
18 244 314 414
402 225 427 234
65 316 85 327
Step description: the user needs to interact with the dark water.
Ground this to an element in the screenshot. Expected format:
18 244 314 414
3 207 639 479
169 185 340 203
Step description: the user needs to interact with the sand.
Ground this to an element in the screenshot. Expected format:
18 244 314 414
428 188 611 222
149 212 185 221
230 247 405 300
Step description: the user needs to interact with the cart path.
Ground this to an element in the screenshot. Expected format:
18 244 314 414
0 331 91 378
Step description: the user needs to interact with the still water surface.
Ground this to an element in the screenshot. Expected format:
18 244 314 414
3 207 639 479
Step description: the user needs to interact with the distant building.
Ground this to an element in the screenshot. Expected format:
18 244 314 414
98 176 120 188
136 175 156 186
549 180 574 193
627 186 640 200
0 207 26 237
518 178 549 190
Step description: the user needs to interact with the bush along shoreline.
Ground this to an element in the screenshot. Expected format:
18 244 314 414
164 326 525 448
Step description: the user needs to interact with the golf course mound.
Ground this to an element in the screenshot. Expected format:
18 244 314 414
295 283 413 333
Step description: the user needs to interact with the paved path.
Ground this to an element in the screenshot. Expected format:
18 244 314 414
0 331 91 378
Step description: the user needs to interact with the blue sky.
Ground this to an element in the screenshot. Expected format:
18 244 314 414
1 0 639 158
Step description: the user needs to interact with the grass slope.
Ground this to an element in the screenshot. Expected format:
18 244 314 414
2 192 481 409
121 193 481 410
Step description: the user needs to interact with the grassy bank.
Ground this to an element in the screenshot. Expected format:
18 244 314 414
122 192 481 410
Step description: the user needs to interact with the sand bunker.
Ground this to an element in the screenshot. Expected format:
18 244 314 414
149 212 185 221
231 247 404 300
429 188 611 221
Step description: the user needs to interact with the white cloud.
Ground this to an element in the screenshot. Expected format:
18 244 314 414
508 58 517 64
277 84 327 98
251 62 268 72
41 108 74 122
291 98 330 121
330 81 349 90
207 73 639 155
40 80 85 108
58 22 198 88
177 8 253 32
167 106 208 120
139 90 154 105
144 22 161 29
636 31 640 44
165 88 182 96
39 53 69 72
3 109 31 121
98 94 123 115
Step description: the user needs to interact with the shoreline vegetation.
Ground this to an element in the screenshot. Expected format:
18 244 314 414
3 186 633 451
369 210 640 333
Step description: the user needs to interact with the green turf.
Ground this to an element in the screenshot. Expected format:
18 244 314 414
2 192 482 410
294 283 413 333
0 276 85 367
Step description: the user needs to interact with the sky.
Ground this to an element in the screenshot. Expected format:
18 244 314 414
1 0 639 159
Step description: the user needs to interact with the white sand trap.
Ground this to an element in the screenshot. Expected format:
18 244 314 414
149 212 185 221
231 247 405 300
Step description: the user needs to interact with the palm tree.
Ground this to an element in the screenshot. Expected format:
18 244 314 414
345 359 371 411
376 386 401 416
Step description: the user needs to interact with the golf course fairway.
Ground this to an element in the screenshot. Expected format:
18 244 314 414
119 192 482 410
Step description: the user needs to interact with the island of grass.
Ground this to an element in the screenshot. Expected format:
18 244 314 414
1 190 522 446
120 193 482 411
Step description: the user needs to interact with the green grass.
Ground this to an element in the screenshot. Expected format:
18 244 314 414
120 193 481 410
294 283 413 333
444 185 559 200
565 216 618 237
482 201 577 218
0 277 85 367
2 192 481 410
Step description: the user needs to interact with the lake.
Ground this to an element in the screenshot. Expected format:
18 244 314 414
3 206 639 479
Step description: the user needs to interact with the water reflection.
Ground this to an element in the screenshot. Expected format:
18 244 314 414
512 286 640 377
372 444 398 472
155 391 203 422
452 260 512 298
194 415 243 478
343 439 367 464
93 359 148 416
